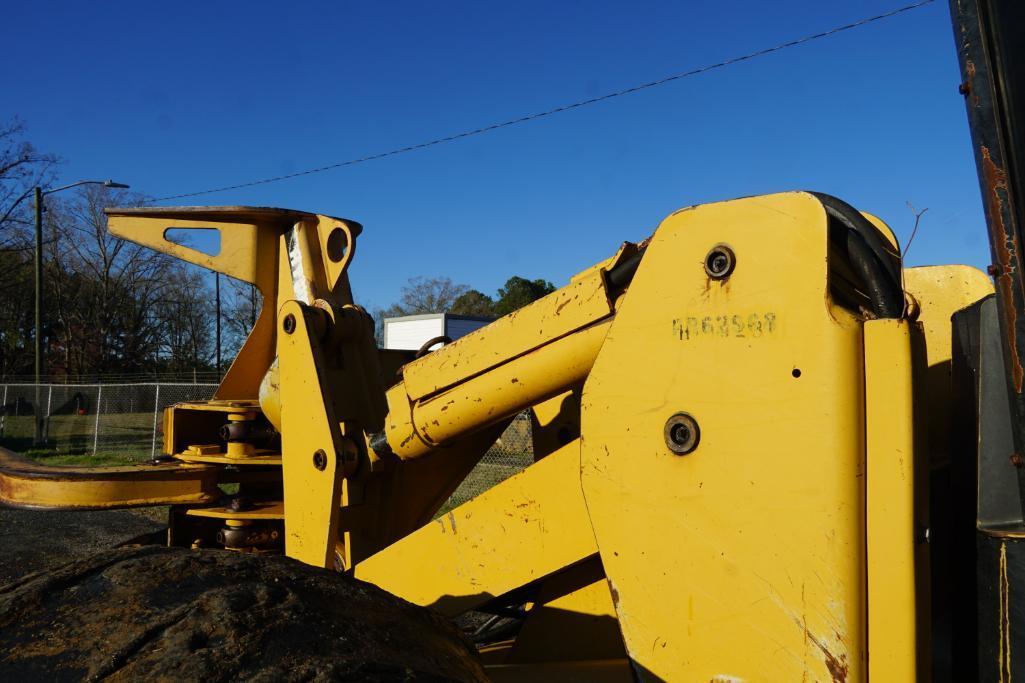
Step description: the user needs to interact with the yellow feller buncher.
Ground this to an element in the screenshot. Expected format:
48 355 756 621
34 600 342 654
1 2 1023 681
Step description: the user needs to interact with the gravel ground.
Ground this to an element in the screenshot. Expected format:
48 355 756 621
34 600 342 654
0 507 165 584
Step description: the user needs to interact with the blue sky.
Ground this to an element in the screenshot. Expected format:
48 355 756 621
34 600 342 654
1 1 987 310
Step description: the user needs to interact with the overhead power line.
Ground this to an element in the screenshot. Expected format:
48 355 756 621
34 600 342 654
154 0 934 202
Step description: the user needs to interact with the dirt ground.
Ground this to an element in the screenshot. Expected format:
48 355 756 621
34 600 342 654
0 507 164 584
0 523 486 682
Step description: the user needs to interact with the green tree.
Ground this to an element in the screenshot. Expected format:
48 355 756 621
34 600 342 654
450 289 495 317
494 277 556 316
373 274 557 346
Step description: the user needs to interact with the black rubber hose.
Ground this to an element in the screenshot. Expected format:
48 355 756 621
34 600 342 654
845 230 904 318
810 193 902 282
414 335 452 359
809 192 904 319
605 248 645 293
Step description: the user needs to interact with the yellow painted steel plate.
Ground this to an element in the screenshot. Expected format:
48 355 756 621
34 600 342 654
186 500 284 520
172 400 261 413
175 452 282 466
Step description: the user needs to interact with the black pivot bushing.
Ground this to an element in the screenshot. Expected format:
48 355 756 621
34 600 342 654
664 412 700 455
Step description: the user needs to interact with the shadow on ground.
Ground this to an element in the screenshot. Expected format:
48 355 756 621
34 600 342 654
0 507 164 584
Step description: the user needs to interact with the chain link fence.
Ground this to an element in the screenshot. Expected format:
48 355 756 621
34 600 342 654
0 383 218 461
0 381 534 505
444 412 534 509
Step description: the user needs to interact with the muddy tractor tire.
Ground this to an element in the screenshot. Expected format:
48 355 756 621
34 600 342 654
0 545 486 682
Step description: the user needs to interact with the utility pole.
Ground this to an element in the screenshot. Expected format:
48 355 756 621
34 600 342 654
33 187 43 445
27 179 130 445
215 272 222 377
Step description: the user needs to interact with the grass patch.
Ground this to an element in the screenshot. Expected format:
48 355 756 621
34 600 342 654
1 412 157 465
24 451 143 467
2 409 222 529
6 413 533 525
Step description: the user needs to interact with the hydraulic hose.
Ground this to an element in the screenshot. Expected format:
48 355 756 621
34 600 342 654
810 192 904 319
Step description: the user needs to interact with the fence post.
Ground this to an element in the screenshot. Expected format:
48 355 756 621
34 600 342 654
44 385 52 443
151 384 161 458
93 384 102 456
0 384 7 437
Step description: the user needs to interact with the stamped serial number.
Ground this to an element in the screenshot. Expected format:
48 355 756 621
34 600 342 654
672 313 777 340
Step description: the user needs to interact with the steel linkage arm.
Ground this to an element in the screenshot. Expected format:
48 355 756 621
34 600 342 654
0 447 219 509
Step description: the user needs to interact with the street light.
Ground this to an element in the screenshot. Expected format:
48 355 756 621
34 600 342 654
32 179 130 444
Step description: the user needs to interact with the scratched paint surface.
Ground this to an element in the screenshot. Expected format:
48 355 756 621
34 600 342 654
355 443 597 617
581 193 867 680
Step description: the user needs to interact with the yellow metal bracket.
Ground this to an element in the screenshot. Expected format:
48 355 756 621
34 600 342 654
579 192 869 681
105 206 363 400
278 299 349 568
864 318 927 680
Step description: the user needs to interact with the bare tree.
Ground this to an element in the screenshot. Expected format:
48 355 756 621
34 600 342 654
369 276 470 344
0 120 60 375
0 118 61 250
0 118 222 380
44 185 213 377
0 249 32 376
382 276 469 317
153 270 215 374
222 276 262 358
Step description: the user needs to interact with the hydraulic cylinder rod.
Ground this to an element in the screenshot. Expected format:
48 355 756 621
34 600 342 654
382 319 612 460
372 243 650 461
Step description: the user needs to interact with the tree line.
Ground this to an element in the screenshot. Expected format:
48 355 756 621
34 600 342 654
375 276 556 321
1 119 261 380
0 118 556 380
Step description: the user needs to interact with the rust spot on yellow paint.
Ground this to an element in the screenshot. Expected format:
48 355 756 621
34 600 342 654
788 609 848 683
807 632 848 683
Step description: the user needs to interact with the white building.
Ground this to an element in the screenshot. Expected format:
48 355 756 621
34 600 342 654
382 313 493 352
